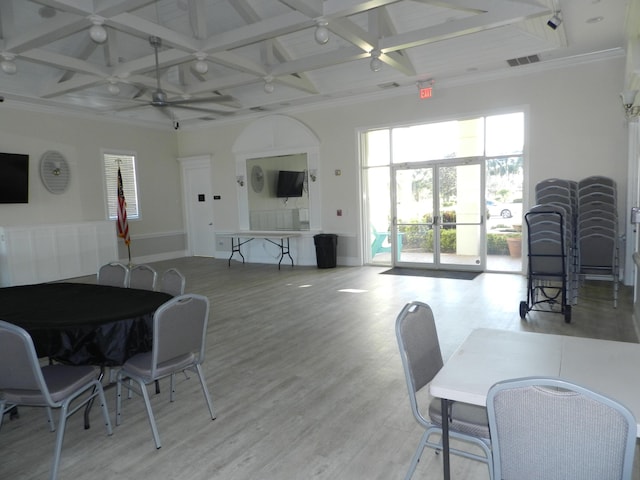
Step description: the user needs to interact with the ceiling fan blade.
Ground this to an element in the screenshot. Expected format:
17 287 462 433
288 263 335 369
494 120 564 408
166 95 234 105
155 105 175 120
169 104 235 116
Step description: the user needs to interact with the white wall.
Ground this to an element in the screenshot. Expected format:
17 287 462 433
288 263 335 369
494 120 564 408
177 55 629 266
0 55 628 269
0 108 185 263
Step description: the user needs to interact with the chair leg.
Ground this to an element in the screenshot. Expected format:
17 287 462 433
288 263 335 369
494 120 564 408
170 374 176 403
404 432 428 480
138 379 162 449
50 403 69 480
115 374 123 426
195 364 216 420
45 407 56 432
95 383 113 436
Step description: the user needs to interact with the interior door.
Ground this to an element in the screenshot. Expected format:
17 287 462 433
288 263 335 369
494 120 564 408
179 156 215 257
393 160 484 270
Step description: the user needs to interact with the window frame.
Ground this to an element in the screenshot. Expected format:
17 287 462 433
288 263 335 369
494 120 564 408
102 150 140 221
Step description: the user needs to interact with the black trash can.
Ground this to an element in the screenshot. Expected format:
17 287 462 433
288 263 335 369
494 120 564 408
313 234 338 268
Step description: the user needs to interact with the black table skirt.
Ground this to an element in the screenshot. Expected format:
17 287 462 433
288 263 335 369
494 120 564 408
0 282 172 366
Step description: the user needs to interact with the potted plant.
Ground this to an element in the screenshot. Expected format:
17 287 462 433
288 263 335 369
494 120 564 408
506 234 522 258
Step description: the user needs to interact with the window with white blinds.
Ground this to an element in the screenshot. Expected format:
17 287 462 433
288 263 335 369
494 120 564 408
103 152 139 220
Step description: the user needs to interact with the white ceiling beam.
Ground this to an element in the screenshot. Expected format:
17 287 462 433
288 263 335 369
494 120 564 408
381 51 415 76
112 48 191 77
39 73 103 98
103 26 120 67
183 73 258 96
28 0 94 16
379 2 549 53
20 48 108 76
271 45 368 76
277 0 322 19
107 13 199 51
322 0 401 18
233 0 319 94
411 0 486 14
96 0 158 18
187 0 208 40
57 37 99 82
375 6 415 75
209 51 268 77
200 11 313 53
5 14 88 53
274 74 319 94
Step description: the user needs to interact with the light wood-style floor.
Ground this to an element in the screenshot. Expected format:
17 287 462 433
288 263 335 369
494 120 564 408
1 257 638 480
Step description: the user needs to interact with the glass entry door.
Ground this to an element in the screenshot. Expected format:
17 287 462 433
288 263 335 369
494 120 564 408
393 160 484 270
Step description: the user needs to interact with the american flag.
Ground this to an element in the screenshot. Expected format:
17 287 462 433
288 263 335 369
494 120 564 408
116 167 130 246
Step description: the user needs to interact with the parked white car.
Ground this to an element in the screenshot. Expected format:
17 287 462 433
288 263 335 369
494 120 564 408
487 200 522 219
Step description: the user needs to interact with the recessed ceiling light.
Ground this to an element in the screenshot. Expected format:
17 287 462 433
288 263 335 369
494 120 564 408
586 16 604 24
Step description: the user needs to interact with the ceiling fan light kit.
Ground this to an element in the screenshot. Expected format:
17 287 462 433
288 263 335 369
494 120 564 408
314 20 330 45
88 16 107 43
1 53 16 75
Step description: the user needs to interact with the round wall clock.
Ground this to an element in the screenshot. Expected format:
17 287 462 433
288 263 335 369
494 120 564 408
40 150 70 194
251 165 264 192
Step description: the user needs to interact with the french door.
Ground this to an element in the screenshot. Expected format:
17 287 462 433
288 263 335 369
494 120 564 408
392 159 484 270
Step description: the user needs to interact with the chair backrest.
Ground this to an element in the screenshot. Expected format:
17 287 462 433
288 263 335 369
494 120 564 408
487 376 637 480
0 320 56 407
395 301 444 424
160 268 186 296
151 294 209 378
98 262 129 287
129 264 158 291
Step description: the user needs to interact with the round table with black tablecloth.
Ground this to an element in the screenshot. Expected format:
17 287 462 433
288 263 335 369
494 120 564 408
0 282 173 366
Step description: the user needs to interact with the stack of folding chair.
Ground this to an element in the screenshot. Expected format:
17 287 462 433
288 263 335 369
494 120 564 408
577 176 618 308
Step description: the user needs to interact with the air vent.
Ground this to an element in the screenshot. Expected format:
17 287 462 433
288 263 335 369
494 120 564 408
378 82 400 89
507 55 540 67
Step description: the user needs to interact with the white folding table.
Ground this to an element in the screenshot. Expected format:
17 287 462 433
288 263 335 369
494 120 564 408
218 231 300 269
429 328 640 480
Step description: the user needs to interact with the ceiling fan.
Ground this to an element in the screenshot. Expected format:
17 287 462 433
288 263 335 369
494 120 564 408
132 36 236 127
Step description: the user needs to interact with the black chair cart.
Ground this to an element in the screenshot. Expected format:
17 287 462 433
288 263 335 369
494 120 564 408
520 205 573 323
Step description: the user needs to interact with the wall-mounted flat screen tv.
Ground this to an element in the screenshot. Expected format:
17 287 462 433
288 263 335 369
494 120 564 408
276 170 305 198
0 153 29 203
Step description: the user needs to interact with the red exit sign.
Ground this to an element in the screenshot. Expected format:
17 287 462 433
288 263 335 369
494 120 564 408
419 86 433 99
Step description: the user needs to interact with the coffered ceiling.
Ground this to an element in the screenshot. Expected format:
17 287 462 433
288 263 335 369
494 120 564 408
0 0 629 129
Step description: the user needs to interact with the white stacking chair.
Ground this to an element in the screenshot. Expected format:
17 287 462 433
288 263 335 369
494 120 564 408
487 376 636 480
